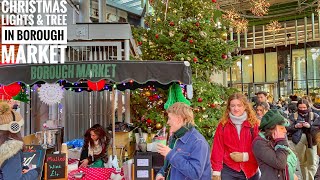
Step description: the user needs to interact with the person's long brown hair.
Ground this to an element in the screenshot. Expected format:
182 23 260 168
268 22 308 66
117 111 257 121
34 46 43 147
83 125 110 150
220 93 259 127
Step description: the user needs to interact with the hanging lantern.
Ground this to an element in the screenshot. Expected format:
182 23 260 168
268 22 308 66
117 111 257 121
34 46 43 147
87 80 106 91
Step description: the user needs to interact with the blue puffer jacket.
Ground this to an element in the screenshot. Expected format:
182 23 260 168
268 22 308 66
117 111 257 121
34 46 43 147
0 140 39 180
157 127 212 180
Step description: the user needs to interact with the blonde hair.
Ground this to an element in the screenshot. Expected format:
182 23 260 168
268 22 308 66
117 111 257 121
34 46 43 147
166 102 194 125
220 93 258 127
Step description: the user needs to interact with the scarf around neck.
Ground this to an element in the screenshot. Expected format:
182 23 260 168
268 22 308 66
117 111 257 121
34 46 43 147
229 112 247 137
165 123 194 180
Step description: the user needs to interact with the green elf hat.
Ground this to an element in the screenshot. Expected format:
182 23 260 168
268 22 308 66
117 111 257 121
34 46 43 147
164 84 191 109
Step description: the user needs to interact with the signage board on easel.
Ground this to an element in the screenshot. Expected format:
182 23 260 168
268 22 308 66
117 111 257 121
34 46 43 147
23 145 46 180
134 155 152 180
45 154 67 180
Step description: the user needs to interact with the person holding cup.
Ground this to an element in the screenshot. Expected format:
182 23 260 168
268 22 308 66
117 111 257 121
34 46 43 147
156 102 211 180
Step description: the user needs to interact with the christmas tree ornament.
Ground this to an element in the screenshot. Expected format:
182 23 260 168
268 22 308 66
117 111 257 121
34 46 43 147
38 83 64 105
145 91 151 96
197 98 203 102
138 41 143 46
169 21 175 26
221 54 228 59
155 34 159 39
193 57 198 62
155 123 163 130
221 32 228 41
212 0 217 3
189 39 193 44
195 22 200 27
157 17 161 22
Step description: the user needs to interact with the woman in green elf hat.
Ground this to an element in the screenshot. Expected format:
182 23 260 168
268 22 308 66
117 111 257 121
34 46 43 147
252 109 298 180
156 102 211 180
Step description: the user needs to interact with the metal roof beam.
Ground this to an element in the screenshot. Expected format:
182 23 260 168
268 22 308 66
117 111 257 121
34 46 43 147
107 1 142 16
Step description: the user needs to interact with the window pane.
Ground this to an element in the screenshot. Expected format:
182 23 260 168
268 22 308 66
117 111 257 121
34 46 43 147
307 48 320 80
253 53 265 82
231 60 241 83
266 52 278 82
293 80 307 96
292 49 306 81
243 55 253 83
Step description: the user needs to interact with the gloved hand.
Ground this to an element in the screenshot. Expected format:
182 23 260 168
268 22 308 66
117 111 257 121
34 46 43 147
230 152 244 162
212 175 221 180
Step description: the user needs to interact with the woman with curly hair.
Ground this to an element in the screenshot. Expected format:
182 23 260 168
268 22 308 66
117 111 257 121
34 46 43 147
211 93 260 180
79 124 110 168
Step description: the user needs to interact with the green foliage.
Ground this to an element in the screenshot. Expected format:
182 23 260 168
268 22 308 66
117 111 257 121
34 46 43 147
131 0 240 143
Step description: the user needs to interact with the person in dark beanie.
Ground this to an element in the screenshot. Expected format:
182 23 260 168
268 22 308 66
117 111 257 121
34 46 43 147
253 110 298 180
287 99 320 180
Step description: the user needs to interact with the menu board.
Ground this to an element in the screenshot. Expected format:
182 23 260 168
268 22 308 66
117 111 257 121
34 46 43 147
46 154 66 179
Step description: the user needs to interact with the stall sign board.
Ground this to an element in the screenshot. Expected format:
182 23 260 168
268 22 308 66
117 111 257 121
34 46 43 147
134 155 152 180
46 154 66 179
23 145 46 179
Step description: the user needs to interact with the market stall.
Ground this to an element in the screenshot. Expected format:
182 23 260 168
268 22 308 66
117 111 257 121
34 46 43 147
0 60 192 179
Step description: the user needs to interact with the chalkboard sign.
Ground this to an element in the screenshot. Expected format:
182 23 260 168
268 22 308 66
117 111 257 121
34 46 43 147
46 154 66 179
23 145 46 179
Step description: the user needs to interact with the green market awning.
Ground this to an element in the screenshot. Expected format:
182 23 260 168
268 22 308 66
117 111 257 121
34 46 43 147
0 61 192 89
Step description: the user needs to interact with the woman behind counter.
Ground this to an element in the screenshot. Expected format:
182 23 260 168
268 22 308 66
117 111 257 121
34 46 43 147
79 124 110 168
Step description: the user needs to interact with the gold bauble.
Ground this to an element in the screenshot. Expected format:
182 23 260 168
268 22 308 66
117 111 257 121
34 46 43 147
156 123 163 130
157 17 161 22
145 91 151 96
221 32 228 41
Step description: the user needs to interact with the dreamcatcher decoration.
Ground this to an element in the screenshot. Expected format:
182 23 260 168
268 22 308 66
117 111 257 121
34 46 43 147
38 83 64 105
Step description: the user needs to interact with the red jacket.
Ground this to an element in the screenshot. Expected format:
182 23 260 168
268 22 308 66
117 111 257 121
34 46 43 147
211 119 259 178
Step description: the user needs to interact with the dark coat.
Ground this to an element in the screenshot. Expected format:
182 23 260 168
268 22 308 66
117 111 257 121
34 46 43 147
0 139 38 180
253 137 289 180
287 112 320 147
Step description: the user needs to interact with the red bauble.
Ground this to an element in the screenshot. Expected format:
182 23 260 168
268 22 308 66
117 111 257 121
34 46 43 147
155 34 159 39
87 80 106 91
197 98 203 102
0 82 21 99
146 119 153 124
210 104 216 108
169 21 174 26
221 54 228 59
212 0 217 2
193 57 198 62
138 41 142 46
189 39 193 44
195 22 200 27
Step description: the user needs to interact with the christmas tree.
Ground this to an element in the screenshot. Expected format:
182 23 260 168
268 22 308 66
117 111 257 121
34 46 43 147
132 0 239 144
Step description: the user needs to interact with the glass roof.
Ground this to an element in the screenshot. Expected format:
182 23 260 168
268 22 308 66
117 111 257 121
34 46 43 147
107 0 145 16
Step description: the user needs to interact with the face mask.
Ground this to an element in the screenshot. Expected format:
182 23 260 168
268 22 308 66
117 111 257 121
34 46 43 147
298 109 309 115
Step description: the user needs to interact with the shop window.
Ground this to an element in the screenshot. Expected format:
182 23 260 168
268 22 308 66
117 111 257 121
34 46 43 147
253 53 265 82
231 60 241 83
307 48 320 81
242 55 253 83
293 80 307 96
266 52 278 82
292 49 306 81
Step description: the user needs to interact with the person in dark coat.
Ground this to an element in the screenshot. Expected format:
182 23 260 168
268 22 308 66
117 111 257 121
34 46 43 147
0 101 39 180
253 110 298 180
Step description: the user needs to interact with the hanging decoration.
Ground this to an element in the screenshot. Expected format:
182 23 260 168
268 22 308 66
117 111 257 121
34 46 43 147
38 83 64 105
12 90 30 103
250 0 270 16
267 20 282 33
222 9 247 34
87 80 106 91
234 18 248 33
0 82 21 100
